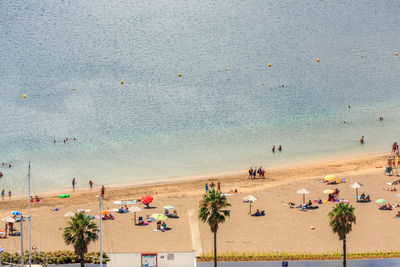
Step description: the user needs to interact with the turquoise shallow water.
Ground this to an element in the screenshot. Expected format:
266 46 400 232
1 0 400 193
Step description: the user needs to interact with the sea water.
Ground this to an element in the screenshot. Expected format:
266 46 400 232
1 0 400 193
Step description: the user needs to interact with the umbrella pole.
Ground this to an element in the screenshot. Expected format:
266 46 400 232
303 194 305 204
134 212 136 225
249 201 252 215
356 188 358 201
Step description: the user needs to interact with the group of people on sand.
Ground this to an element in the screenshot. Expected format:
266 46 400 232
102 213 115 220
53 137 77 144
272 145 282 153
1 189 12 199
30 195 41 202
359 193 370 202
164 209 179 218
205 181 221 192
118 205 130 213
248 167 266 179
328 188 340 202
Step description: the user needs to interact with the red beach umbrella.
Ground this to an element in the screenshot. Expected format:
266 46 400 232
140 195 153 205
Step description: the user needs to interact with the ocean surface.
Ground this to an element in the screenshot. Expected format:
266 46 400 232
1 0 400 194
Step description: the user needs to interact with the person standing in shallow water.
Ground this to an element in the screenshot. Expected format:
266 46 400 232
72 178 76 189
272 146 275 153
101 185 105 197
360 136 364 144
278 145 282 151
89 180 93 189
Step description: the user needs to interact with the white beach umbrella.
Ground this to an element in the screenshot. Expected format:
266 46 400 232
113 201 124 206
350 182 364 199
2 216 16 223
296 189 311 204
130 206 141 224
64 211 75 218
243 195 258 215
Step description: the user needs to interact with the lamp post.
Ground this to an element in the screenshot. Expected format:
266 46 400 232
96 196 103 267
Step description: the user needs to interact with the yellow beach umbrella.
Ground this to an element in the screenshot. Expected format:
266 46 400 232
324 174 336 182
323 189 334 194
151 214 167 221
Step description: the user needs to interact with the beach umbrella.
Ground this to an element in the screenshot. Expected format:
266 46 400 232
163 205 175 210
323 189 335 194
2 216 16 223
243 195 258 214
395 194 400 198
130 206 141 223
10 211 21 216
350 182 363 199
376 199 387 204
102 210 110 215
296 189 310 204
324 174 336 182
64 211 75 218
140 195 153 207
151 214 167 221
113 201 124 206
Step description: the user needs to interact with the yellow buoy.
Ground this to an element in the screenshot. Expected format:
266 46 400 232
316 58 320 62
120 80 124 84
395 52 398 56
72 88 76 91
178 73 182 77
23 94 27 99
225 68 229 71
268 63 272 67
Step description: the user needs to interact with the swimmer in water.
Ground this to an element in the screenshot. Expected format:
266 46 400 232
360 136 364 144
348 105 351 109
272 145 275 153
53 140 56 144
278 145 282 151
379 117 383 121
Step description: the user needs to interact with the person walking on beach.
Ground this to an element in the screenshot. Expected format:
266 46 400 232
72 178 76 189
8 190 11 198
278 145 282 151
205 183 209 193
101 185 105 197
89 180 93 189
248 167 253 179
217 182 221 191
1 189 4 199
253 168 256 179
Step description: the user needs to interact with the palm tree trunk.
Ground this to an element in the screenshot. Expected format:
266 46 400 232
214 230 217 267
81 252 85 267
343 234 346 267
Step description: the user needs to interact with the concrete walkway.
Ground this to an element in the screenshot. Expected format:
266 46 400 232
188 209 203 257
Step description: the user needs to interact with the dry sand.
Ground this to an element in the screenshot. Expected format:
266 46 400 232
1 152 399 254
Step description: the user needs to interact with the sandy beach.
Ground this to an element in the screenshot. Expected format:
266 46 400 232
1 152 399 255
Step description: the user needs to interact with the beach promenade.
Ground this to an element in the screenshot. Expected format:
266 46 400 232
1 153 399 255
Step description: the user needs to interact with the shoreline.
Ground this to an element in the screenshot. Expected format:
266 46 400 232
4 149 388 202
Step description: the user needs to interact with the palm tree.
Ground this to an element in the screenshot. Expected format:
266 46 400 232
328 202 356 267
198 188 231 267
63 212 99 267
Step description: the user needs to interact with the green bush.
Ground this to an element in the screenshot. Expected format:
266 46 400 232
197 251 400 262
1 250 109 265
